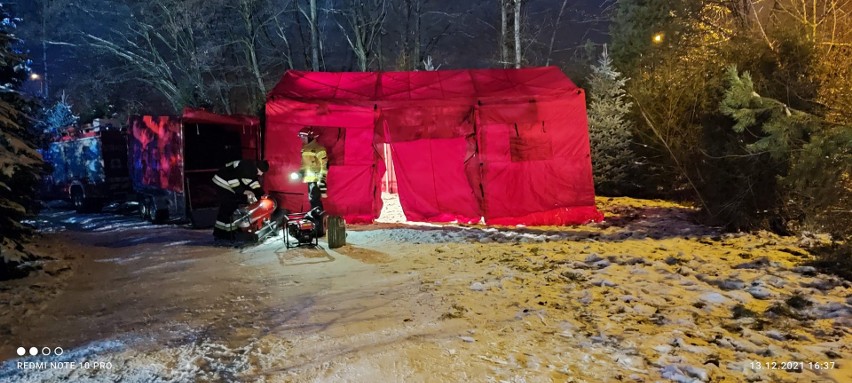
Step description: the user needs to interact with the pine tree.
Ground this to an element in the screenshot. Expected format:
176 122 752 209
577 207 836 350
719 66 851 240
0 4 44 279
586 44 635 195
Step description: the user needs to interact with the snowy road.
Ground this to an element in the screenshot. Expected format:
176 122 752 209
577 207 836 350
1 198 851 382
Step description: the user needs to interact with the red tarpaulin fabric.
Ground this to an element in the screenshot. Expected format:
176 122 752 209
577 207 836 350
265 67 602 225
475 98 602 225
391 138 481 223
264 101 379 222
379 105 480 223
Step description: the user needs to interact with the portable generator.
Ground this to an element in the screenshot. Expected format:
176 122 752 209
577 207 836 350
284 208 322 248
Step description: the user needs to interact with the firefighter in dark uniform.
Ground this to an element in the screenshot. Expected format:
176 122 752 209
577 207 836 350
212 159 269 240
299 129 327 236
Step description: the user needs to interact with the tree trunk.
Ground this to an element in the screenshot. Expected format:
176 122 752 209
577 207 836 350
338 0 387 72
310 0 319 71
355 11 367 71
238 0 265 104
500 0 508 68
545 0 568 66
513 0 521 68
413 0 421 68
42 0 49 98
294 3 311 68
403 0 411 69
272 15 296 70
249 46 265 97
377 24 384 71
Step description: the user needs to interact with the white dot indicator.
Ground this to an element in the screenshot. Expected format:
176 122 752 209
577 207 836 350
16 347 25 356
29 347 38 356
42 347 51 355
54 347 64 356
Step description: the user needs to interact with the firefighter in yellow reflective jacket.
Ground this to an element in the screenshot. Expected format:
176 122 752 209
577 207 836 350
299 128 327 236
212 159 269 240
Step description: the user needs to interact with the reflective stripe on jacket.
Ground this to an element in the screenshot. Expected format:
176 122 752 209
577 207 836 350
214 220 235 232
212 160 264 195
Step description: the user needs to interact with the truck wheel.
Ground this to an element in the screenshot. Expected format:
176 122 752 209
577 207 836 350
151 207 168 224
139 197 152 221
71 187 85 213
141 198 167 224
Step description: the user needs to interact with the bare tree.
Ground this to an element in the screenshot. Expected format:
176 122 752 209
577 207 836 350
83 0 219 111
291 0 322 70
309 0 319 71
223 0 297 109
335 0 388 71
545 0 569 66
397 0 423 70
771 0 852 123
290 0 324 70
386 0 461 70
270 7 296 70
410 0 422 69
25 0 89 99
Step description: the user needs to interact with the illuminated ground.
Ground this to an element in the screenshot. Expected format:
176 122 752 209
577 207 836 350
0 197 850 382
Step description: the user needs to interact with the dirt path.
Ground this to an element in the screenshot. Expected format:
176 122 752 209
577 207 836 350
0 216 469 382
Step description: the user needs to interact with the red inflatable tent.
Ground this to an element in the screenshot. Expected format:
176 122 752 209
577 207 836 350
264 66 603 225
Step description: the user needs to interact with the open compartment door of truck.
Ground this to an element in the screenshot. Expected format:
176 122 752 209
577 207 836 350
181 108 261 228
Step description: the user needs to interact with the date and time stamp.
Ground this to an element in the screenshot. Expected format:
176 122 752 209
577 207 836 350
748 360 837 371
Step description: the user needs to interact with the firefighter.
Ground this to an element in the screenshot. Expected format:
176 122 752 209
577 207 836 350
212 159 269 240
299 128 327 236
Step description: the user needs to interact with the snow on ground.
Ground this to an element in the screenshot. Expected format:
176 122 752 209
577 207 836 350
376 192 407 223
23 201 160 234
0 196 850 382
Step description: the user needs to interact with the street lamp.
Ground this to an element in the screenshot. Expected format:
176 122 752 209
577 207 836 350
649 33 665 92
29 73 45 96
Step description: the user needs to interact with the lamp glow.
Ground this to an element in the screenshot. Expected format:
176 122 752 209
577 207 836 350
289 172 300 181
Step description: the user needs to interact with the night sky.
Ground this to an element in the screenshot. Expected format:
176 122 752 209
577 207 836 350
12 0 611 113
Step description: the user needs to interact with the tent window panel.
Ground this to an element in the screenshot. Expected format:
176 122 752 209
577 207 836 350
509 122 552 162
382 106 474 143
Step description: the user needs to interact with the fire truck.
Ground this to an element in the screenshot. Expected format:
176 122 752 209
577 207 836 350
41 119 132 212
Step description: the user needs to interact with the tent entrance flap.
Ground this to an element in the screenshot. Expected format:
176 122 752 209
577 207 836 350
390 138 481 223
379 105 480 223
379 144 398 194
